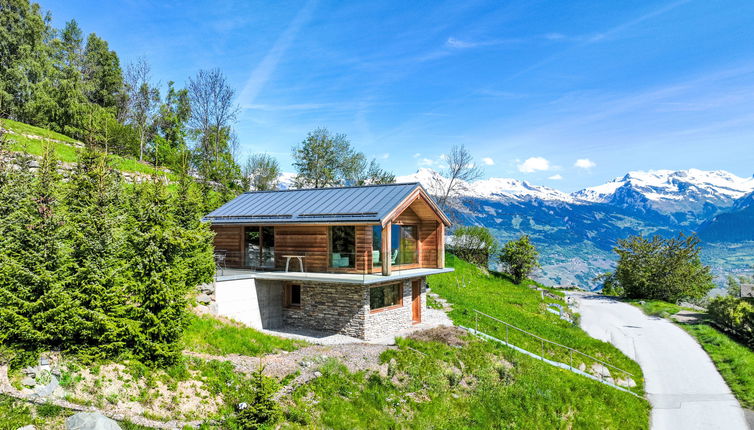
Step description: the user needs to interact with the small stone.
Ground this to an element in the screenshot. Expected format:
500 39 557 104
34 374 59 397
616 377 637 388
21 377 36 387
589 363 611 378
196 293 212 304
17 425 36 430
66 412 122 430
39 357 50 366
577 363 586 372
313 371 322 378
208 303 218 314
22 367 37 376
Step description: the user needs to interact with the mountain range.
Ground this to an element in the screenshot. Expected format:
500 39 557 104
397 168 754 289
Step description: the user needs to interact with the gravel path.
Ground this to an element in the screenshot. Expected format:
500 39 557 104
569 292 748 430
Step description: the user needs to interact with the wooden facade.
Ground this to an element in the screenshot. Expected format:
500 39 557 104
210 190 447 275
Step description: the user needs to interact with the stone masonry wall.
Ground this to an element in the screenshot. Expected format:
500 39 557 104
283 282 368 338
281 277 428 340
364 278 427 340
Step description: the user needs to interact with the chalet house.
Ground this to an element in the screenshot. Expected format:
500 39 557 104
203 182 453 340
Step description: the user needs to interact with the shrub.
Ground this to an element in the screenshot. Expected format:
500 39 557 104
499 235 539 284
610 234 714 302
234 369 281 429
707 296 754 348
449 226 498 266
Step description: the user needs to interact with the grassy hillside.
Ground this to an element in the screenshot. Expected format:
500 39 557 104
285 255 649 428
1 118 175 179
429 255 645 383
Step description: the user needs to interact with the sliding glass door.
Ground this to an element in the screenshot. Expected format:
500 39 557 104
245 226 275 269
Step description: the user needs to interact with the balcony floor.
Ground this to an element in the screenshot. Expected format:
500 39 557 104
215 267 454 285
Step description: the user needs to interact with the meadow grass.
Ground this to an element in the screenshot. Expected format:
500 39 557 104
428 254 644 384
626 299 683 317
681 323 754 409
1 118 78 143
284 334 649 429
2 119 177 180
182 313 306 356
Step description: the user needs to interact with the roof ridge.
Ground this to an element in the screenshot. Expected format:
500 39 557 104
242 182 420 194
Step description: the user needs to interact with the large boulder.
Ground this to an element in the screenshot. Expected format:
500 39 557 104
66 412 121 430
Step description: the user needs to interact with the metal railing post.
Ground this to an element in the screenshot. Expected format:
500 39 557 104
570 349 573 369
541 340 544 360
475 312 478 331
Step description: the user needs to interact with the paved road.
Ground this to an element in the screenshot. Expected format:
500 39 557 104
569 292 749 430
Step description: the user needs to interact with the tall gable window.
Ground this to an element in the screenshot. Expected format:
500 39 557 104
330 226 355 268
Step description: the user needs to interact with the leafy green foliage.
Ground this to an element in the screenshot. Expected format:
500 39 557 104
292 127 394 188
449 225 498 266
610 234 715 302
241 153 281 191
499 234 539 284
707 296 754 348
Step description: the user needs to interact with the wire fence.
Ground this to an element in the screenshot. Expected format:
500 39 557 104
471 309 640 394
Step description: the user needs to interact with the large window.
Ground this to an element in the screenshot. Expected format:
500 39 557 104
245 226 275 268
373 225 419 267
370 283 402 311
372 226 382 266
330 226 355 268
391 224 417 265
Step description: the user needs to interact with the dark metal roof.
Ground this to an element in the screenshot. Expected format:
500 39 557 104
204 182 431 225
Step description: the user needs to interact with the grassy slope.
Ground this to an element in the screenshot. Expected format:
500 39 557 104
430 255 644 382
627 299 683 317
681 324 754 409
284 255 649 429
1 119 175 179
182 313 305 356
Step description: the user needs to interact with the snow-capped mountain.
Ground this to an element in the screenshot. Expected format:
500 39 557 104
397 167 754 289
572 169 754 214
397 168 574 202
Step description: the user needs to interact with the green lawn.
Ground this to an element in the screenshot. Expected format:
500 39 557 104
182 313 306 356
626 299 683 317
428 255 644 386
1 118 79 143
681 323 754 409
2 119 177 180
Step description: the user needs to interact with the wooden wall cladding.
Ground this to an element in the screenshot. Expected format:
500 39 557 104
274 226 329 272
211 225 244 267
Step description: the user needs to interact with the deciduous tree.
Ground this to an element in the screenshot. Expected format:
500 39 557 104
499 235 539 284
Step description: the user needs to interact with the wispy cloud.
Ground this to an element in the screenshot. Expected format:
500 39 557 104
574 158 596 169
482 157 495 166
237 0 317 108
518 157 550 173
548 174 563 180
445 36 518 49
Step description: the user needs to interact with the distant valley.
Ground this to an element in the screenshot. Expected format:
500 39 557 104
397 168 754 290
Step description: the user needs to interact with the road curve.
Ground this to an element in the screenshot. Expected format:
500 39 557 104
569 292 748 430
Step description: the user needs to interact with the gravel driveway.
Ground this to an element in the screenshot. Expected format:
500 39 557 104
569 292 749 430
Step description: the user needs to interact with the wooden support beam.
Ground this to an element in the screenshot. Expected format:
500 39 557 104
382 222 391 276
437 222 445 268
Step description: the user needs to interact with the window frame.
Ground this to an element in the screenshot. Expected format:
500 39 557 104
329 225 356 269
369 283 404 313
284 284 302 308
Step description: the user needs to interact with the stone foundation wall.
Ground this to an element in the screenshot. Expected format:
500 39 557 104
364 278 427 340
283 282 368 338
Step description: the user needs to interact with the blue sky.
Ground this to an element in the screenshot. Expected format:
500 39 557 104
41 0 754 191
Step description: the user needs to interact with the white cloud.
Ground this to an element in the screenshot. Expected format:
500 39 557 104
482 157 495 166
548 174 563 180
517 157 551 173
445 37 477 49
574 158 597 169
419 158 435 166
